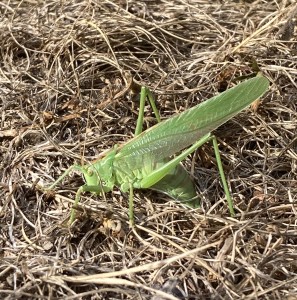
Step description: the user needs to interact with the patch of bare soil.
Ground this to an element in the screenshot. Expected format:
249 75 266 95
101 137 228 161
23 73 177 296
0 1 296 299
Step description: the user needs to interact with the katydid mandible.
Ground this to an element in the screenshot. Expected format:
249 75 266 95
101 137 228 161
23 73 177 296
48 76 269 224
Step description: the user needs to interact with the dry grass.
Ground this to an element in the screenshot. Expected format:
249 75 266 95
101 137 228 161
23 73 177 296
0 0 297 299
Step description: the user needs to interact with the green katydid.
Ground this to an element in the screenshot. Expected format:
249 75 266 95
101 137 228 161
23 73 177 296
48 75 269 225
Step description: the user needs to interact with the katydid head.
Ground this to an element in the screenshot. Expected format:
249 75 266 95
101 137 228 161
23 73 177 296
82 147 117 193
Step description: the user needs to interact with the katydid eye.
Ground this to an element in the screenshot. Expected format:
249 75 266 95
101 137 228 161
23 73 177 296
87 169 94 176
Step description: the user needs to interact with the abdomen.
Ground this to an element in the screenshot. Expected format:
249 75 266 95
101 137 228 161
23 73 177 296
151 163 199 208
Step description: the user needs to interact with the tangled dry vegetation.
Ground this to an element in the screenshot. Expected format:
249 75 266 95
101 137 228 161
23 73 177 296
0 1 297 299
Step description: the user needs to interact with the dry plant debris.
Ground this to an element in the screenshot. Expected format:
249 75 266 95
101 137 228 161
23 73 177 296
0 0 296 299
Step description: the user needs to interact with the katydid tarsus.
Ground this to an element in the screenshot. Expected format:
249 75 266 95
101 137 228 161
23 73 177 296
48 76 269 225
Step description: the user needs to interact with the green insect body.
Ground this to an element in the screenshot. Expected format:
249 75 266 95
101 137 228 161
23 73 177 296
49 76 270 224
82 150 197 206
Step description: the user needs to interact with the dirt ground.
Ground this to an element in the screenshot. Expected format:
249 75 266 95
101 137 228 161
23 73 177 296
0 1 297 299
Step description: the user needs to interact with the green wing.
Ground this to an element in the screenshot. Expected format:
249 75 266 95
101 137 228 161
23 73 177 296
114 76 269 171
